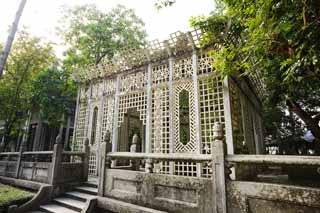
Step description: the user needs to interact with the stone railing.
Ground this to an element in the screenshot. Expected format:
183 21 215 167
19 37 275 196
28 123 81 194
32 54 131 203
0 136 90 187
98 123 320 213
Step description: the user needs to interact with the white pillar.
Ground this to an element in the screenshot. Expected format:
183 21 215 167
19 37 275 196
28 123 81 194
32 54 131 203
168 55 174 175
145 63 152 153
222 77 234 155
71 87 81 150
112 75 121 152
191 50 202 177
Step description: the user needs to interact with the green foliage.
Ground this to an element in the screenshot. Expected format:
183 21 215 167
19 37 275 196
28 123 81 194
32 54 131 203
191 0 320 141
58 4 147 72
0 30 56 143
30 67 77 127
0 183 34 208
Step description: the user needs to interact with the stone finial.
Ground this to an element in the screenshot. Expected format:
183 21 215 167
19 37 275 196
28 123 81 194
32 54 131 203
55 134 62 144
84 138 89 147
213 122 224 141
130 134 140 153
104 131 111 144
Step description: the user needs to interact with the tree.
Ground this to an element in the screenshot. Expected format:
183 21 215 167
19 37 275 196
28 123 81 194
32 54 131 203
0 30 56 149
189 0 320 142
58 4 147 72
29 67 77 128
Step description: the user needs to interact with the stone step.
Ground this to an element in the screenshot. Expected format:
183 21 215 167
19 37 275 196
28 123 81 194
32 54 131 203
40 204 79 213
84 181 98 188
53 197 86 212
65 191 96 202
74 186 98 195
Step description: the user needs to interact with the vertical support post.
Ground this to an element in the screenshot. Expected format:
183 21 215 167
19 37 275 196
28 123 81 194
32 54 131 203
222 77 234 155
188 32 202 177
145 63 152 154
84 83 92 149
83 138 90 182
33 121 43 151
71 87 81 150
98 131 111 196
50 135 63 186
166 41 175 175
15 148 23 178
112 75 121 152
211 123 227 213
64 115 71 151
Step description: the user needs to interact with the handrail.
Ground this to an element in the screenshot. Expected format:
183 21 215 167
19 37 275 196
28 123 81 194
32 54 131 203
62 151 85 156
107 152 211 162
23 151 53 155
226 154 320 166
0 152 19 155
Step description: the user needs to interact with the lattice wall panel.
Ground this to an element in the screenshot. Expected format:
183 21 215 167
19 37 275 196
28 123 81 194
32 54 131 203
118 92 147 126
198 75 225 155
174 162 197 177
119 70 147 92
198 53 214 75
88 152 97 175
173 82 197 153
173 57 193 80
104 78 116 96
151 87 170 175
73 102 87 151
100 96 115 144
152 64 169 85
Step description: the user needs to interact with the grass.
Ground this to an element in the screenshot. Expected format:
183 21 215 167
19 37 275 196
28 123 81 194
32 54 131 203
0 183 34 208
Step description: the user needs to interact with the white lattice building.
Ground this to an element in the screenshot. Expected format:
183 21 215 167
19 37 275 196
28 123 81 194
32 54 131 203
72 30 265 177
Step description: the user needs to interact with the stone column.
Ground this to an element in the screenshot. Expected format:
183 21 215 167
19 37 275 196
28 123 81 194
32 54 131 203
32 120 43 151
83 138 90 182
166 41 175 175
112 75 121 152
188 32 202 177
145 63 152 154
71 87 81 150
64 115 71 151
211 123 227 213
50 135 63 187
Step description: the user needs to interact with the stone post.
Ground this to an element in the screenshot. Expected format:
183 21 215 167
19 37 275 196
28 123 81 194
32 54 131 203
98 131 111 196
145 159 153 173
83 138 90 182
130 134 141 171
211 123 227 213
50 134 63 188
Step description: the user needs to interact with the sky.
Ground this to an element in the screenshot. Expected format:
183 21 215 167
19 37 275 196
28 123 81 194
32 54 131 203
0 0 214 58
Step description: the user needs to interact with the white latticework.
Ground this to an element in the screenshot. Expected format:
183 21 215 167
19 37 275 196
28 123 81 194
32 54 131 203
151 87 170 174
73 102 87 151
173 82 196 153
119 70 147 93
100 96 115 143
198 53 214 75
118 92 147 126
88 153 97 175
173 57 193 80
152 64 169 85
104 78 116 96
198 75 225 154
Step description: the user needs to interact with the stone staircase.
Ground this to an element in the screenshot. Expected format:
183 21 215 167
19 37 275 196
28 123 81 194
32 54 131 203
29 181 98 213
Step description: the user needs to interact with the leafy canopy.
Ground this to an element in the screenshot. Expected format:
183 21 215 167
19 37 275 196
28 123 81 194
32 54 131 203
58 4 147 72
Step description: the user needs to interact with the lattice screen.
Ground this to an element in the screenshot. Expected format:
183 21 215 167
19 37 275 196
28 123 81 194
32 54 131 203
100 96 115 144
198 75 225 155
173 57 193 80
118 92 147 126
88 153 97 175
152 64 169 85
119 71 147 92
73 102 87 151
173 82 197 153
151 87 170 174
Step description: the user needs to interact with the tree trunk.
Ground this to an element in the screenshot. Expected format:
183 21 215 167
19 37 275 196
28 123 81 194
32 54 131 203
0 0 27 77
287 99 320 139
